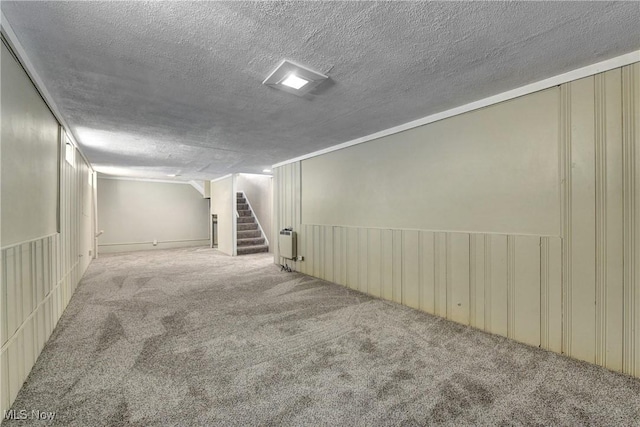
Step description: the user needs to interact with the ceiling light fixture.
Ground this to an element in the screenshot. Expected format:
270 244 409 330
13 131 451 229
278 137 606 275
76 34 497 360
263 169 272 173
167 173 180 177
281 74 308 90
263 59 328 97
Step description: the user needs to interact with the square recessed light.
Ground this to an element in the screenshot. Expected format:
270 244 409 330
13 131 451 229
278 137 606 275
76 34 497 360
281 74 309 90
263 60 328 97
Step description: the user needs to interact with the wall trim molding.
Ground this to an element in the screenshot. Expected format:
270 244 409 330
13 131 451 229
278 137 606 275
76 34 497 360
98 238 209 247
273 51 640 168
0 233 59 251
1 11 94 172
211 174 233 183
97 175 191 185
296 223 559 238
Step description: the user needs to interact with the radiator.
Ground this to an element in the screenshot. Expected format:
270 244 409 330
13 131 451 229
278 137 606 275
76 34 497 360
278 230 297 259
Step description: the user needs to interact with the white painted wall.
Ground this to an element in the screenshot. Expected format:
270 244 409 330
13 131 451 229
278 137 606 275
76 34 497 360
274 63 640 378
97 178 209 253
236 173 272 249
302 89 560 236
1 41 97 416
210 176 235 256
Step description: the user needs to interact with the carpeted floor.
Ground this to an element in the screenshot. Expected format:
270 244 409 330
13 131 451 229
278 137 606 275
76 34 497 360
6 247 640 426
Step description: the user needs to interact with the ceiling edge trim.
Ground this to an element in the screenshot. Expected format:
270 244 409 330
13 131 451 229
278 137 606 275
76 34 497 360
1 11 94 172
273 49 640 168
211 174 233 183
98 176 191 185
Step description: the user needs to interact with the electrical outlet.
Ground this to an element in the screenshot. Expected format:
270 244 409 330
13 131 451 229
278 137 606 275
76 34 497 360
297 255 304 261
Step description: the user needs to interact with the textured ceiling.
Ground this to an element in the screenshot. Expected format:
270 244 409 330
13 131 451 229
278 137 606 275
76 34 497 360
3 1 639 180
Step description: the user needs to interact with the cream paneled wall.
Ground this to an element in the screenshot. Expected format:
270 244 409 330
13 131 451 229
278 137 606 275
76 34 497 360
277 223 563 353
274 63 639 377
0 134 96 415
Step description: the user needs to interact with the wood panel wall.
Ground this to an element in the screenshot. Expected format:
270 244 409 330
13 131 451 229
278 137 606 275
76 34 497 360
1 131 96 415
274 63 639 377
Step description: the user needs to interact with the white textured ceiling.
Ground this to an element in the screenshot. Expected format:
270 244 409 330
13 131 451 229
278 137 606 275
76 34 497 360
2 1 639 180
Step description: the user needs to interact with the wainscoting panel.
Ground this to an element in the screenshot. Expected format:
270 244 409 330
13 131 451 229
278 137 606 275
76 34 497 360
488 234 508 338
434 233 447 318
402 230 420 310
381 229 394 302
277 221 562 349
367 229 382 298
513 235 541 347
449 233 470 326
346 227 358 291
419 231 435 315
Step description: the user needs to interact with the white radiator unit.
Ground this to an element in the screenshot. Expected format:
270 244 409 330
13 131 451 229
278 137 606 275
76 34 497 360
279 230 297 259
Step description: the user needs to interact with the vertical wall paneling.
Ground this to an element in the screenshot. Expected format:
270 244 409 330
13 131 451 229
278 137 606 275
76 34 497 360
434 233 447 317
313 226 321 279
273 162 302 272
336 227 347 286
569 76 597 363
298 223 307 275
392 230 403 304
484 235 492 332
560 82 572 356
470 234 486 329
367 229 382 298
5 248 17 339
346 228 358 290
507 236 515 339
305 225 314 276
488 235 508 337
540 237 551 350
273 62 640 378
595 72 607 367
598 69 624 371
302 222 308 274
296 163 302 273
381 230 394 301
272 169 279 261
324 226 334 283
448 233 470 325
622 63 639 377
419 231 435 314
513 236 541 347
402 230 420 309
1 287 9 414
469 235 477 327
1 251 8 346
358 228 369 294
635 63 639 380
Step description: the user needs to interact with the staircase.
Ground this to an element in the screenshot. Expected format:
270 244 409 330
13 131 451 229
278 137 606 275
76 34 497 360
236 192 269 255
